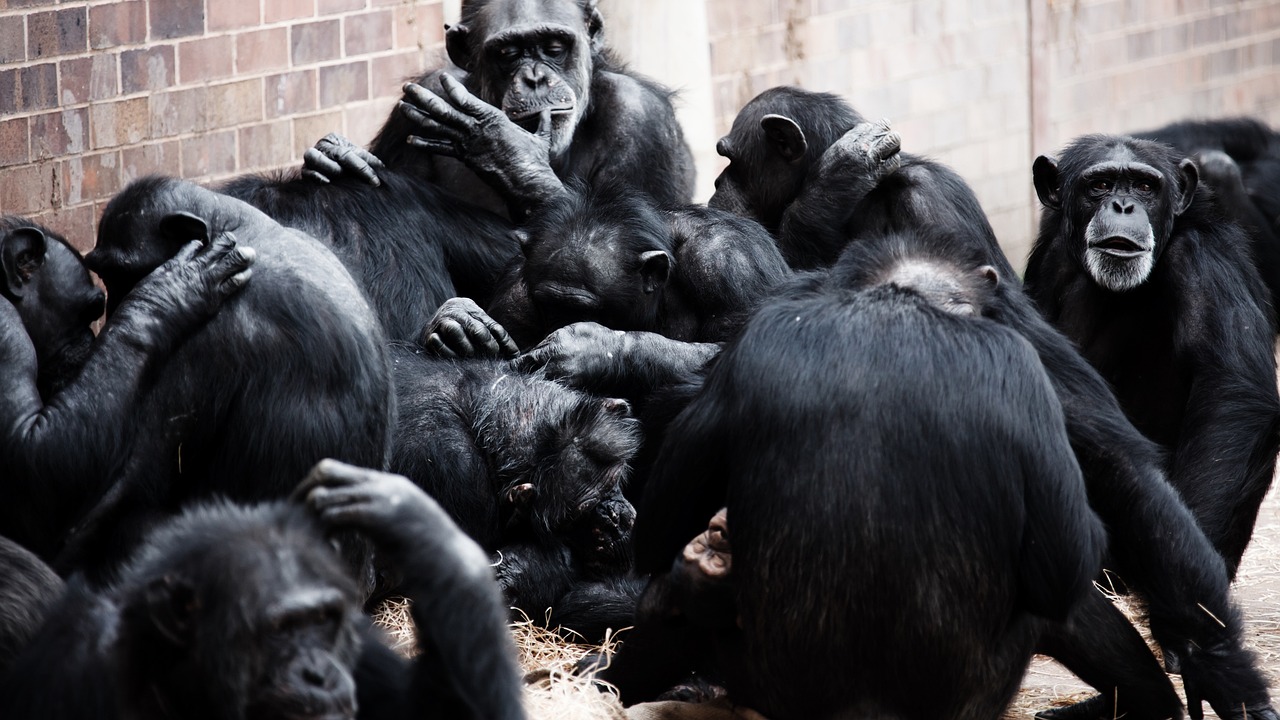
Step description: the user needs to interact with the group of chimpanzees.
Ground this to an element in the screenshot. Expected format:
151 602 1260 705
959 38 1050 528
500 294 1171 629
2 0 1280 719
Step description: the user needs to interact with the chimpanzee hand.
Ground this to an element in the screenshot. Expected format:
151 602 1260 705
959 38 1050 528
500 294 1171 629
398 75 563 214
113 232 255 347
301 132 386 186
295 460 487 573
816 119 902 189
422 297 519 359
1181 639 1279 720
513 321 625 388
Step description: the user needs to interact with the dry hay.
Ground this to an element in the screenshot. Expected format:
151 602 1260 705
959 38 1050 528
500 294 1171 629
370 598 628 719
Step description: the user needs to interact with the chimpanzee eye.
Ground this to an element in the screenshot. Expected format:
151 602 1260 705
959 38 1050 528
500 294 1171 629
499 46 520 61
1090 179 1113 192
1135 181 1154 193
545 41 566 59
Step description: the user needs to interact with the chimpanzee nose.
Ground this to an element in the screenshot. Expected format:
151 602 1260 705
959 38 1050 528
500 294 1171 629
520 65 546 90
1111 198 1135 214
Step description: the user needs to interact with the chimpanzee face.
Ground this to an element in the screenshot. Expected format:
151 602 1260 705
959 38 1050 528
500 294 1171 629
449 0 603 159
1034 138 1197 293
709 99 812 231
0 220 104 396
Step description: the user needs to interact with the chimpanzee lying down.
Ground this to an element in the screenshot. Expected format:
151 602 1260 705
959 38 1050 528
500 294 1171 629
0 460 527 720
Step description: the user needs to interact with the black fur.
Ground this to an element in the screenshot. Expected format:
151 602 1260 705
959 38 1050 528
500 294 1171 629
0 536 62 675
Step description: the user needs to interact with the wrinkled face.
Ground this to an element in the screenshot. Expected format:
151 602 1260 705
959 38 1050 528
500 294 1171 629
461 0 597 159
708 100 809 230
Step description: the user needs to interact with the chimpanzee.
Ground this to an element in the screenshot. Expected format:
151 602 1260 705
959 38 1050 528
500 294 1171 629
56 177 393 584
0 460 527 720
219 169 520 344
686 85 1277 718
422 182 789 398
0 536 63 675
1134 118 1280 312
589 230 1106 719
1027 134 1280 574
0 217 254 558
389 344 642 638
303 0 695 220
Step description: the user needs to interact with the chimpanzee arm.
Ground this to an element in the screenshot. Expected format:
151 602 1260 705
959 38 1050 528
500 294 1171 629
296 460 527 720
777 121 900 267
0 237 253 550
1166 237 1280 573
515 323 720 401
994 288 1276 720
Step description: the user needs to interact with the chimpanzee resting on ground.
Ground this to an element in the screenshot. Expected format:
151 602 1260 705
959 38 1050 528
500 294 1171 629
0 217 254 559
0 460 527 720
302 0 695 220
588 230 1105 720
1027 134 1280 574
55 177 393 585
389 344 643 638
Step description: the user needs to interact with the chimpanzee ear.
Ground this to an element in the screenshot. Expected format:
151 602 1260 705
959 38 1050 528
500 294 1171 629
1032 155 1062 211
759 114 807 164
602 397 632 417
445 23 473 72
638 250 671 294
978 265 1000 289
159 212 209 247
1174 158 1199 217
584 0 606 55
0 227 48 299
143 575 198 647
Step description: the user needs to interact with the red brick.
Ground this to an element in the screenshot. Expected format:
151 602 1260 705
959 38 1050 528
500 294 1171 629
40 205 97 254
319 0 366 15
238 120 294 169
291 110 344 158
0 164 56 215
181 130 238 177
122 141 181 183
27 7 87 59
89 53 119 101
178 36 235 84
372 51 426 91
0 0 57 10
121 45 176 94
0 70 15 115
208 0 261 32
150 87 209 137
89 98 150 150
18 62 57 112
30 108 88 160
265 69 318 118
344 10 394 56
319 60 369 106
60 151 122 206
89 1 146 50
344 101 388 146
0 15 25 63
235 28 289 74
394 4 444 50
208 78 264 128
150 0 204 40
0 117 29 166
292 19 341 65
265 0 316 24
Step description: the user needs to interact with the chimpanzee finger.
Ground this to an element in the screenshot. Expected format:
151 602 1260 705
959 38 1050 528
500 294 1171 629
534 108 553 141
331 146 382 188
402 83 473 129
424 333 459 358
291 458 368 503
457 313 503 356
511 346 550 373
435 319 478 356
357 148 385 169
439 73 503 121
302 148 341 180
397 103 468 141
406 136 462 159
170 240 204 266
481 315 519 357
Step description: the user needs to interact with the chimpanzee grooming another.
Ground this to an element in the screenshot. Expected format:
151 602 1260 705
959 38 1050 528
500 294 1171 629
389 344 642 638
0 217 254 559
0 460 527 720
0 536 63 675
590 229 1105 719
219 169 519 344
1027 135 1280 574
55 177 393 584
701 88 1280 717
303 0 694 220
1134 118 1280 311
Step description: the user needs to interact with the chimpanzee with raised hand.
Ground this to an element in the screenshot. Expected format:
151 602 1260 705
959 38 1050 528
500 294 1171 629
0 216 254 560
301 0 694 221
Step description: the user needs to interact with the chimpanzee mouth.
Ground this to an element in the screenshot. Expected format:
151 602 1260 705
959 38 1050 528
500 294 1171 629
509 105 574 133
1089 236 1151 258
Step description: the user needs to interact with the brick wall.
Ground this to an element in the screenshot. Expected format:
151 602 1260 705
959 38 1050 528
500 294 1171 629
705 0 1280 266
0 0 443 253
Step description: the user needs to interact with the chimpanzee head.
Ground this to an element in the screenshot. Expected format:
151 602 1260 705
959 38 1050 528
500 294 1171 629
448 0 606 159
709 86 863 230
0 217 105 397
518 181 674 333
834 233 1000 318
1033 135 1198 293
113 501 362 720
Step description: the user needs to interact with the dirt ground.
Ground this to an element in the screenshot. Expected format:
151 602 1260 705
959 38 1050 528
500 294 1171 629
1009 481 1280 718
